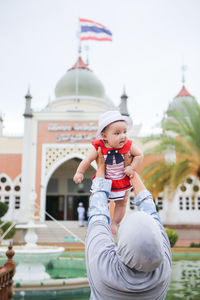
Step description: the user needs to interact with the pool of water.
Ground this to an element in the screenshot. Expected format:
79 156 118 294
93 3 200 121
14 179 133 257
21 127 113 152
13 259 200 300
14 288 90 300
46 257 87 279
166 260 200 300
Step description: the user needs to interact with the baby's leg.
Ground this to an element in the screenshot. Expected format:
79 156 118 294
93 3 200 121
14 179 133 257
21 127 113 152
110 191 130 235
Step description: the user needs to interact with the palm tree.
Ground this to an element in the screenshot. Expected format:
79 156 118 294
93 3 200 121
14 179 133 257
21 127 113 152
142 98 200 199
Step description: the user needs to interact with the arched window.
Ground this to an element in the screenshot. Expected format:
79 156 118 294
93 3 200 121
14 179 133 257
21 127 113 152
129 191 135 210
13 175 21 209
178 176 200 211
155 194 164 210
0 174 13 206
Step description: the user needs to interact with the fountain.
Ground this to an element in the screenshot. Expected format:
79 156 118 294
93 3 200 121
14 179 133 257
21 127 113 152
0 192 64 281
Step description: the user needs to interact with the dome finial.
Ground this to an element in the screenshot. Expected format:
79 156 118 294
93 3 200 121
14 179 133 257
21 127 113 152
181 60 187 85
25 84 32 99
122 85 127 97
78 41 82 55
174 62 191 98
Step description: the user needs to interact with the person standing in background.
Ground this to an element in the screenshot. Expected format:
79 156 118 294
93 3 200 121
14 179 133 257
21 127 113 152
77 202 85 227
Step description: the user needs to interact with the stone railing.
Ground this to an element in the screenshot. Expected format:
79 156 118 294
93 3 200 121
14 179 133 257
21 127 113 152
0 244 15 300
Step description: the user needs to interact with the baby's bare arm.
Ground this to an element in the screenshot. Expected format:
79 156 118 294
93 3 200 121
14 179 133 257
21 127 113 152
129 144 143 170
73 147 98 183
76 147 97 173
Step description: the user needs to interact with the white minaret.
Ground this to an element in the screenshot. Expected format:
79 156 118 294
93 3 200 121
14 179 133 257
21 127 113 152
119 87 129 116
20 88 34 222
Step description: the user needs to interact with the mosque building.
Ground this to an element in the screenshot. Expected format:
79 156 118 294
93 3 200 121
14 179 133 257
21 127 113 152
0 56 199 226
0 56 123 224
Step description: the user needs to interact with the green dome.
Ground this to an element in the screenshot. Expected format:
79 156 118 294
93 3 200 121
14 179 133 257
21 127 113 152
55 57 105 98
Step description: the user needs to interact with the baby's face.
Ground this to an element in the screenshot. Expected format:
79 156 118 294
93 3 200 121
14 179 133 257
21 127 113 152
102 121 128 148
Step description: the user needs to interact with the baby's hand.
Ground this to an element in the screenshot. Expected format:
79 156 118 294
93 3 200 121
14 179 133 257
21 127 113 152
73 172 84 183
124 166 135 178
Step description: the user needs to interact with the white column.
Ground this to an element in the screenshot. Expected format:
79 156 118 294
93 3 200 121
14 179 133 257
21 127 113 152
20 117 34 222
10 194 15 222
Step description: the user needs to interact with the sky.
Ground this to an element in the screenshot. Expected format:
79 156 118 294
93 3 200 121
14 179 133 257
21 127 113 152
0 0 200 136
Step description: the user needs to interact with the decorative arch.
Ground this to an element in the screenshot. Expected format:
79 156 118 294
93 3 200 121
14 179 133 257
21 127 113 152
44 144 94 176
40 151 96 221
44 153 96 188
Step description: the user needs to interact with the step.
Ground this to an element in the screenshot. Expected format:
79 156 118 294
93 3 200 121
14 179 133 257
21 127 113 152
35 221 87 244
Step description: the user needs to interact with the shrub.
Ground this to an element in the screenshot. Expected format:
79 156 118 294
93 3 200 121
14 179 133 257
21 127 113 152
165 227 178 247
0 220 16 239
190 242 200 248
0 202 9 218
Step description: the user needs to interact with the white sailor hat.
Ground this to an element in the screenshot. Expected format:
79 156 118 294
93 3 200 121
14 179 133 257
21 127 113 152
97 111 132 139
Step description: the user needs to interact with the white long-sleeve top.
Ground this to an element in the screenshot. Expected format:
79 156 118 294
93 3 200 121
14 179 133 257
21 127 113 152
86 177 172 300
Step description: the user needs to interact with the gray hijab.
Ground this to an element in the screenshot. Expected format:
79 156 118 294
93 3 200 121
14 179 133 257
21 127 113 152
117 211 164 272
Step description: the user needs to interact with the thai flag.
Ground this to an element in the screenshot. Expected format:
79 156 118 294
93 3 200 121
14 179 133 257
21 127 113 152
80 18 112 41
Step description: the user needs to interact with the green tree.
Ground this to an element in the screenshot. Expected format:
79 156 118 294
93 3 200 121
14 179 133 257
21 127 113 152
142 98 200 198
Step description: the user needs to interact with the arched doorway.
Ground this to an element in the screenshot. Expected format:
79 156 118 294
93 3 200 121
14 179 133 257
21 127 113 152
45 158 95 221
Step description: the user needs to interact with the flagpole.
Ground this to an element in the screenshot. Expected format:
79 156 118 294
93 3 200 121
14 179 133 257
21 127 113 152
75 18 81 108
85 42 90 66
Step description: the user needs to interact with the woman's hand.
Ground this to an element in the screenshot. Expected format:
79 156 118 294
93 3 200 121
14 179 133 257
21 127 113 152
124 165 135 178
96 147 105 178
124 153 135 178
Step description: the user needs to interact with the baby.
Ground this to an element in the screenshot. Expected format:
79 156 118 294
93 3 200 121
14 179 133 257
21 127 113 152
73 111 143 234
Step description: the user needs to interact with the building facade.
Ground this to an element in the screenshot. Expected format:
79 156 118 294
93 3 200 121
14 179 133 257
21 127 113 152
0 58 199 225
1 57 118 223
